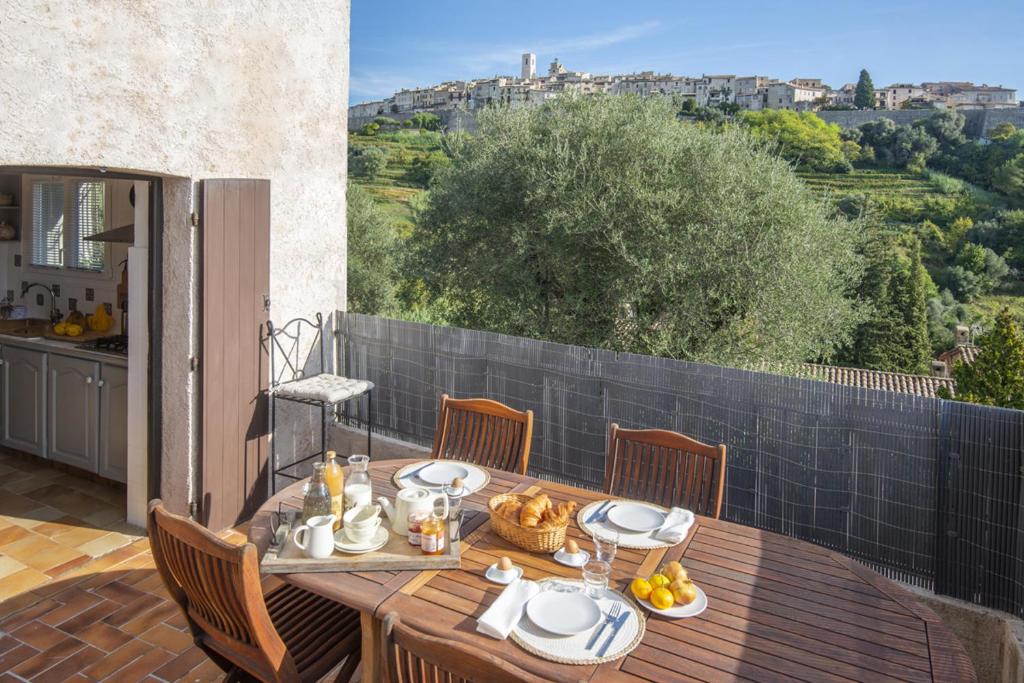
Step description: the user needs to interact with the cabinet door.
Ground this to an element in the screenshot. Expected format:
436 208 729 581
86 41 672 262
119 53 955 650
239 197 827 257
48 354 99 471
99 364 128 483
2 346 46 456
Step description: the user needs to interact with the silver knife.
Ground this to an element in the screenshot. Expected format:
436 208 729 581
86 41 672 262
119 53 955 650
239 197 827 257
598 504 617 522
585 605 619 649
401 462 432 479
586 500 611 523
597 611 630 657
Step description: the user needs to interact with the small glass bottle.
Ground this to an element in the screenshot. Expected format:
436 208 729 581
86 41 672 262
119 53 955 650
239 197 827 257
444 477 466 542
420 499 448 556
344 454 372 512
323 452 345 531
302 462 333 523
407 511 428 547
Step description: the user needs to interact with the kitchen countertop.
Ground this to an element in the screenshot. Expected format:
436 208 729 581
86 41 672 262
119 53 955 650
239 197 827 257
0 333 128 366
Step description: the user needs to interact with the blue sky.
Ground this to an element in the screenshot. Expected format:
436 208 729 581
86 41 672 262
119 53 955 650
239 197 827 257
350 0 1023 104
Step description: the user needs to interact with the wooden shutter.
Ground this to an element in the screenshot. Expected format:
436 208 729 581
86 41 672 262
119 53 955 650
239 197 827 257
200 179 271 530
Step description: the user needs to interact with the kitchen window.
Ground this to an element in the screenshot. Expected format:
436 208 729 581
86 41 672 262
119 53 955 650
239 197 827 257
28 176 108 272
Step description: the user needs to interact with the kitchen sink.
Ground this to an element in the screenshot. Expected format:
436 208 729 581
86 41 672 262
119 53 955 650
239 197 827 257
0 318 50 339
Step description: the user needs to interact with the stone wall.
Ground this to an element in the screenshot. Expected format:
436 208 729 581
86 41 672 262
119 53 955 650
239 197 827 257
348 109 479 134
818 108 1024 138
0 0 352 519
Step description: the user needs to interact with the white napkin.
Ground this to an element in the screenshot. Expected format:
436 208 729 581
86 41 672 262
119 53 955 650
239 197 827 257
655 508 695 544
476 578 541 640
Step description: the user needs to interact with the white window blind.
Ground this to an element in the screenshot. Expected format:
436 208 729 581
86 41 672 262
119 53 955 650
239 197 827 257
70 180 105 271
29 177 107 272
31 180 65 268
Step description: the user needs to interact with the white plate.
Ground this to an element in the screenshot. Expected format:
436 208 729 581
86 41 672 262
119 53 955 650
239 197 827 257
334 526 389 554
525 591 602 636
607 503 666 533
485 564 523 585
638 585 708 618
418 462 471 486
553 548 590 568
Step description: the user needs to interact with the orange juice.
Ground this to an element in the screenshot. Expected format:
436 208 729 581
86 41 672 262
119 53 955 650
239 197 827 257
323 452 345 530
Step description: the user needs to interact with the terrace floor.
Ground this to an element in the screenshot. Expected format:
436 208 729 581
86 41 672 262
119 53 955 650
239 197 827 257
0 450 236 682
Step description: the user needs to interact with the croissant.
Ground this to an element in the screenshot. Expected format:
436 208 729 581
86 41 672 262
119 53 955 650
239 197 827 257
540 501 577 528
519 494 551 528
495 500 522 522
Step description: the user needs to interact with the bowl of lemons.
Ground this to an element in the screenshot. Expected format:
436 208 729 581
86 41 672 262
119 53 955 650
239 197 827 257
630 561 707 618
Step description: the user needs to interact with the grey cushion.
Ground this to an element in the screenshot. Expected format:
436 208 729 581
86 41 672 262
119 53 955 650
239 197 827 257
274 374 373 404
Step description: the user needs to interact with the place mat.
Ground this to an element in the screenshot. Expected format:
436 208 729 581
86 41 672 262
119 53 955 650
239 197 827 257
576 500 685 550
393 459 491 493
510 579 645 665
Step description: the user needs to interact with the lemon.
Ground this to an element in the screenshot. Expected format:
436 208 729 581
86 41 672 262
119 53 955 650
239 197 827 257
649 573 671 589
53 322 67 335
650 586 674 610
630 578 653 601
65 324 84 337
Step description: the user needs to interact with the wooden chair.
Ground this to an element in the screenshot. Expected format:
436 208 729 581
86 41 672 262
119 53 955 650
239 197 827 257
147 500 361 683
379 613 549 683
431 394 534 475
604 424 727 518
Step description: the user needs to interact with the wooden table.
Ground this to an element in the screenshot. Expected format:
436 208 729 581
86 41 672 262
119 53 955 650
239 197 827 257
250 459 975 682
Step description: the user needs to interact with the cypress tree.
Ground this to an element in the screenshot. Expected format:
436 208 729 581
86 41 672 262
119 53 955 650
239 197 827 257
854 69 876 109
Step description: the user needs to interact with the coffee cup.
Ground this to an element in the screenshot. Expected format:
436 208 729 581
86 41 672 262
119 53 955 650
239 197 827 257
345 517 382 544
344 503 381 530
292 514 336 559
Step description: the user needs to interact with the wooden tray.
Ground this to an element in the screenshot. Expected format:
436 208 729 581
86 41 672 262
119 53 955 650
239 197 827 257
260 519 460 574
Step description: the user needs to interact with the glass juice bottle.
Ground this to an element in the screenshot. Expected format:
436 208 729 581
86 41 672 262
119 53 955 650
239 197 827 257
302 462 333 523
344 454 372 512
323 451 345 530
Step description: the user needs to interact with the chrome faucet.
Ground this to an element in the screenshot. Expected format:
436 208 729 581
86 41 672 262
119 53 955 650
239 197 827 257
21 283 62 324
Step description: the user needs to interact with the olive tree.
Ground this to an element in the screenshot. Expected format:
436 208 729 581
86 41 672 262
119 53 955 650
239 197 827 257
411 95 863 365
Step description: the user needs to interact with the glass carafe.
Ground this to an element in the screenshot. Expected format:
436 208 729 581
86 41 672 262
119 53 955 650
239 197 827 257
344 454 372 512
302 462 333 523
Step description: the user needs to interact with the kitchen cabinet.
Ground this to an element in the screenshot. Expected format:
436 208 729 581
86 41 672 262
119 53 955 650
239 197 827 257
98 364 128 482
1 345 47 456
48 354 100 472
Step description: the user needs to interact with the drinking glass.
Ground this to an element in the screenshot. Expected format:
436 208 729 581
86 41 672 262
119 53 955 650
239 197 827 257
592 528 619 564
582 560 611 599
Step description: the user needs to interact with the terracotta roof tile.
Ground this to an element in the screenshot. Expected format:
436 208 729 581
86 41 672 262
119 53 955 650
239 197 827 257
752 361 956 398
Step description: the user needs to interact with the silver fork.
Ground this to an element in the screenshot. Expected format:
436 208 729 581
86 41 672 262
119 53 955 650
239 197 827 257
586 601 622 649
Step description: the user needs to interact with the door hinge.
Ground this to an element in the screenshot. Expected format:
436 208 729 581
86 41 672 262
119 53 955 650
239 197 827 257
190 356 200 372
263 294 271 312
191 212 200 228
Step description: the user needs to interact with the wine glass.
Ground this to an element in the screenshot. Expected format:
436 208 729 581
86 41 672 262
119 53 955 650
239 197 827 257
592 528 619 564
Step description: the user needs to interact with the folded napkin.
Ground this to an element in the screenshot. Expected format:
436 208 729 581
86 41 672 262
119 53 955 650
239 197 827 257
476 578 541 640
655 508 695 544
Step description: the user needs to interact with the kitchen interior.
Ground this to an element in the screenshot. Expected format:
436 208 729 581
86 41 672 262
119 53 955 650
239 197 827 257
0 169 151 539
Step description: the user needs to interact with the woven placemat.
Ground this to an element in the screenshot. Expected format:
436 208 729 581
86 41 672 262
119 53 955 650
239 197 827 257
393 459 491 493
576 500 685 550
510 579 645 665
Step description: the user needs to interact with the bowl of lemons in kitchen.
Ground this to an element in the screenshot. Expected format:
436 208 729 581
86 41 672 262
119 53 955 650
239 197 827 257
629 561 708 618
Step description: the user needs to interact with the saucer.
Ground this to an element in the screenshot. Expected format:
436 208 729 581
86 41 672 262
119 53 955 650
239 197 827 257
334 526 388 554
553 548 590 567
485 563 523 585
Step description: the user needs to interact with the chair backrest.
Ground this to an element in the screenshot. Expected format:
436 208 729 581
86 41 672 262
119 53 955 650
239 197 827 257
147 500 298 682
604 424 727 518
431 394 534 475
266 312 326 387
380 613 549 683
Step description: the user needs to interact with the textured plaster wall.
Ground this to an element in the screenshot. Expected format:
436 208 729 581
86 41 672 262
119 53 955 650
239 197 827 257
0 1 351 515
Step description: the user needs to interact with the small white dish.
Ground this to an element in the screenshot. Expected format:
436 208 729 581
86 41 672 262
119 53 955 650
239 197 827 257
334 526 389 554
485 563 523 585
526 591 602 636
637 585 708 618
607 503 666 533
553 548 591 567
418 462 471 486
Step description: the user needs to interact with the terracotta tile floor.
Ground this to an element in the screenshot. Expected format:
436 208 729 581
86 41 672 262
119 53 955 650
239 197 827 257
0 450 248 682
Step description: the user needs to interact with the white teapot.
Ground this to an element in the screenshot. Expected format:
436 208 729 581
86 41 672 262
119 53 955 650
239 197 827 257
378 488 449 536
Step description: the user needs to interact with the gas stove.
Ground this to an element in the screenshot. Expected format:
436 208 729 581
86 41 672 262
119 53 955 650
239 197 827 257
78 334 128 356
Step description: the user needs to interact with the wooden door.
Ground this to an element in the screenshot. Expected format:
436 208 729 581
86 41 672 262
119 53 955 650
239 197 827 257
200 179 271 530
47 354 100 471
99 364 128 483
2 345 47 456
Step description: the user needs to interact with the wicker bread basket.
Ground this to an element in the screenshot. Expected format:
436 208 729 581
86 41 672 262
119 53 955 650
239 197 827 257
488 493 568 553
